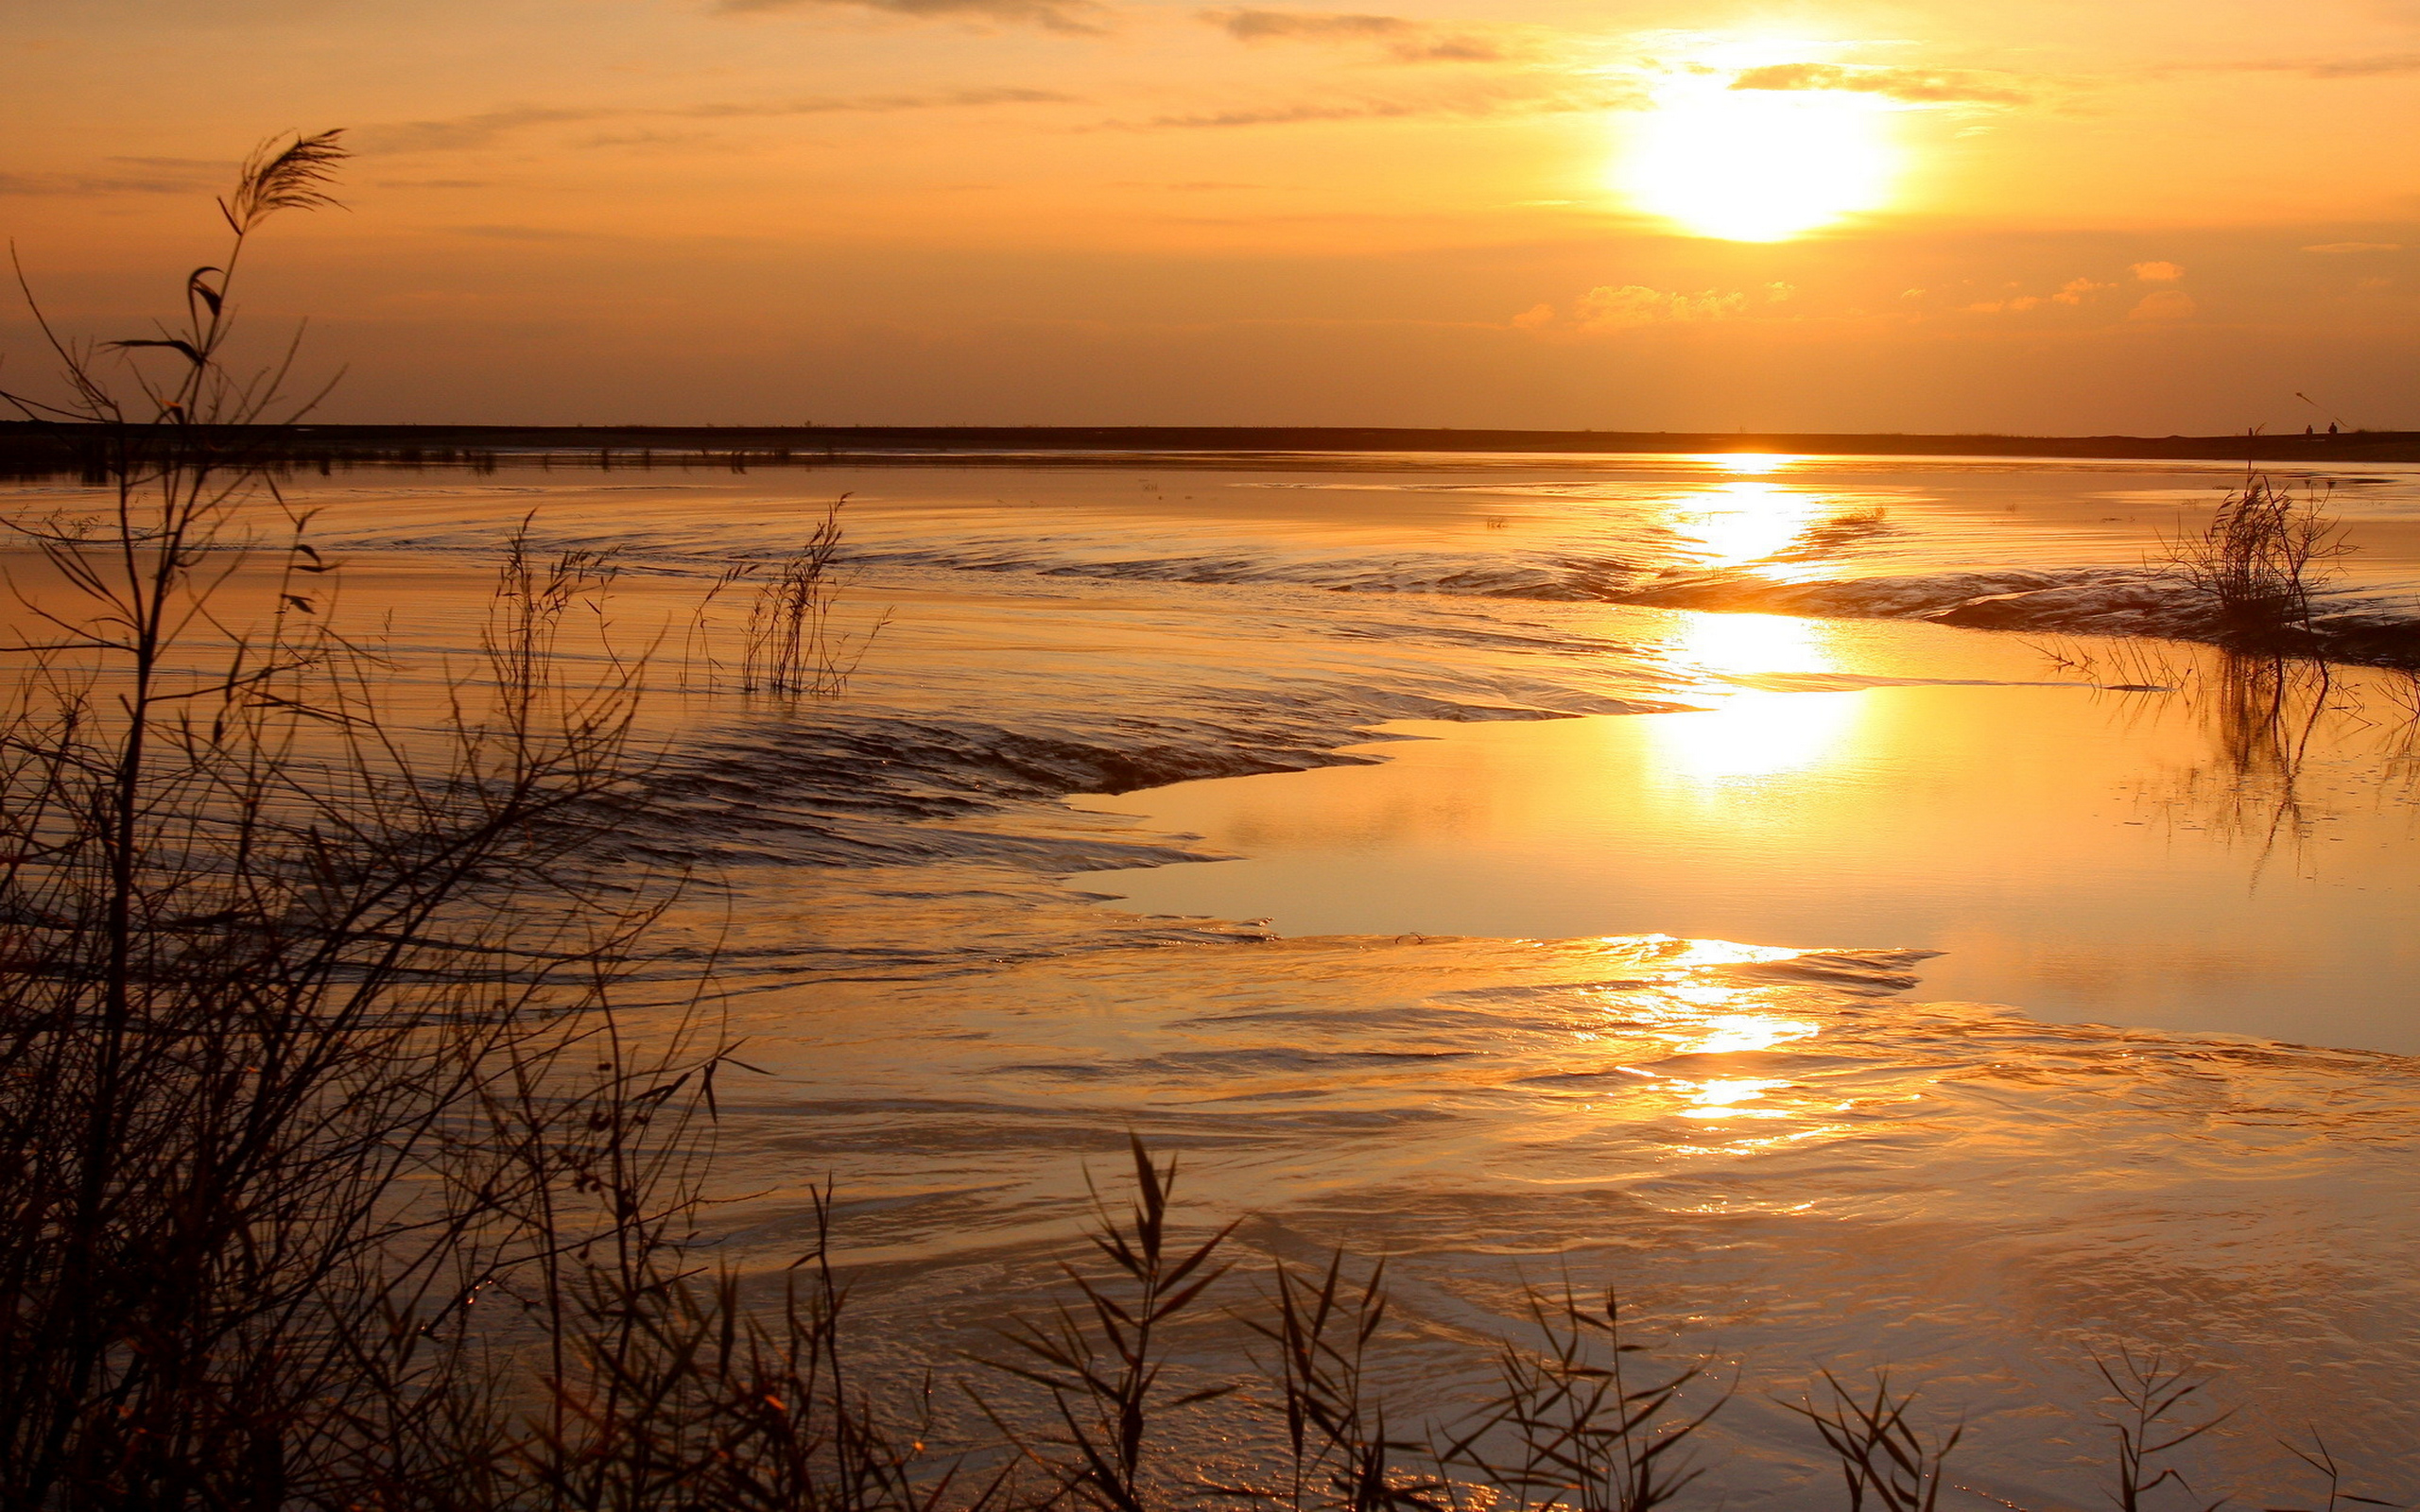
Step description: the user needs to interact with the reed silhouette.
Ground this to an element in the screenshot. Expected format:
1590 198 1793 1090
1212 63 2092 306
2162 472 2352 650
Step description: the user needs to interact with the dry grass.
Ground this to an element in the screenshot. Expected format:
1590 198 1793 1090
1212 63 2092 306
2162 473 2352 647
0 131 730 1509
1783 1371 1962 1512
683 497 884 698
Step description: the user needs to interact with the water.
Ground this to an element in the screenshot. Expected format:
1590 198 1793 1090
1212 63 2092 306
8 450 2418 1501
1076 633 2420 1054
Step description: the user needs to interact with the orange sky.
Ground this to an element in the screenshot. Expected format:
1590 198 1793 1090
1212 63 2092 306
5 0 2417 431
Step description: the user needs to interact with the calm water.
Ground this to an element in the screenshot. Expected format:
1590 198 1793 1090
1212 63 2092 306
9 451 2418 1500
1077 622 2420 1054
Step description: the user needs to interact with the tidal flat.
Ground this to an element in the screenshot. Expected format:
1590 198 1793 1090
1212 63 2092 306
9 447 2415 1503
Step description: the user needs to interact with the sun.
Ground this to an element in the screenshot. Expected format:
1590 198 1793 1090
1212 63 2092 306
1617 75 1898 241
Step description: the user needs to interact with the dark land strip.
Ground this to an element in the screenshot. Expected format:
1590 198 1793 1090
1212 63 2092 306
8 421 2420 478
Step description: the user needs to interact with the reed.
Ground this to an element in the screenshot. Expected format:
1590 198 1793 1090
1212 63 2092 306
2092 1349 2233 1512
2163 472 2351 647
0 132 729 1509
677 496 884 697
1235 1249 1434 1512
1434 1282 1727 1512
981 1135 1240 1512
1782 1370 1962 1512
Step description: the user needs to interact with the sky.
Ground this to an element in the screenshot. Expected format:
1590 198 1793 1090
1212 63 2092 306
3 0 2418 433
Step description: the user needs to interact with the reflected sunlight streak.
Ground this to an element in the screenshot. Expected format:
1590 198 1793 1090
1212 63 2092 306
1685 481 1828 567
1676 1077 1790 1119
1651 689 1865 780
1684 1012 1820 1055
1671 610 1835 679
1702 453 1792 474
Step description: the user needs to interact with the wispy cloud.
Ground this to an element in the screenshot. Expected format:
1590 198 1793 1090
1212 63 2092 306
1115 75 1634 130
355 88 1079 154
2180 52 2420 79
0 154 234 198
1964 277 2115 314
2305 241 2403 252
1728 61 2031 106
450 224 605 241
1136 100 1429 129
1510 283 1792 334
2276 52 2420 77
717 0 1107 34
0 171 215 198
1200 9 1505 62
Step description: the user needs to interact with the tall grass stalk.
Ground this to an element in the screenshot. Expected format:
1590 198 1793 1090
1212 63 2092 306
1436 1284 1727 1512
737 498 882 696
0 132 730 1509
1783 1370 1962 1512
2164 473 2351 645
2093 1349 2234 1512
983 1136 1239 1512
1236 1250 1434 1512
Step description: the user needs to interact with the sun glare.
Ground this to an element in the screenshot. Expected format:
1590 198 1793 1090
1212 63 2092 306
1619 77 1897 241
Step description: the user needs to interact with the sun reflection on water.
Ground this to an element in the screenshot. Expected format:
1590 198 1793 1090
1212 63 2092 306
1677 1077 1791 1119
1695 452 1793 475
1576 950 1832 1125
1642 613 1866 780
1683 1012 1820 1055
1683 481 1831 568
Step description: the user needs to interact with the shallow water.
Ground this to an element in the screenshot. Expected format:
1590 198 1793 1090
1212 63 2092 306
1076 638 2420 1054
8 451 2418 1501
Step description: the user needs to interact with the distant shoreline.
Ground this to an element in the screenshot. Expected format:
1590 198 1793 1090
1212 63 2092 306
7 421 2420 468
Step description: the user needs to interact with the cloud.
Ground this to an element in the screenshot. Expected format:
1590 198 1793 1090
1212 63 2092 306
108 155 240 173
1568 283 1789 331
450 225 603 241
1965 278 2119 313
2129 261 2184 282
2304 241 2403 252
355 88 1078 154
1200 9 1503 61
1510 302 1555 329
1119 76 1634 129
2276 53 2420 77
717 0 1107 31
0 171 216 198
1727 62 2031 106
1137 101 1428 128
2128 289 2197 321
1 155 231 198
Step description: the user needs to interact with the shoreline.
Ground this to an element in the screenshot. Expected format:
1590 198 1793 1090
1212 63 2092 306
8 421 2420 470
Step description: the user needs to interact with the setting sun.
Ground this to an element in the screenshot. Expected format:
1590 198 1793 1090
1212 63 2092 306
1619 79 1899 241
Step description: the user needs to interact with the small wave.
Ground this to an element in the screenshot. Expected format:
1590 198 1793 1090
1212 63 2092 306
1616 567 2420 664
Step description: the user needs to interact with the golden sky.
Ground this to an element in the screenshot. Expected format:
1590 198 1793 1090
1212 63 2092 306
5 0 2417 431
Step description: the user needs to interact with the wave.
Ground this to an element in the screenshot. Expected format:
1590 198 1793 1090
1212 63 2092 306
252 470 2420 666
1617 567 2420 663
